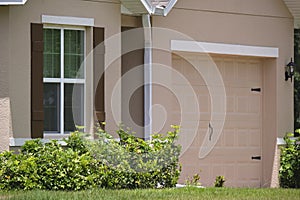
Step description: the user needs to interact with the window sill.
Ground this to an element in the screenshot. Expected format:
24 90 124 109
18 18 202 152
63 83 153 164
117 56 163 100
9 137 67 147
43 133 70 140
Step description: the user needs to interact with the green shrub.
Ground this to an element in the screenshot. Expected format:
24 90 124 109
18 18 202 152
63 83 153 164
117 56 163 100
64 131 90 155
185 173 201 186
214 176 225 187
279 133 300 188
0 139 98 191
0 125 181 190
89 125 181 189
0 151 40 190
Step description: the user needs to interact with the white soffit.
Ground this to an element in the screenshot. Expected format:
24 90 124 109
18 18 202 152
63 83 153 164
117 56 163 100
283 0 300 28
42 15 94 27
0 0 27 5
120 0 153 15
171 40 279 58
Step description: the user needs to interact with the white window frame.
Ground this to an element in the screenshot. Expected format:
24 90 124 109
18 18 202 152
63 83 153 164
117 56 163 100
43 25 86 135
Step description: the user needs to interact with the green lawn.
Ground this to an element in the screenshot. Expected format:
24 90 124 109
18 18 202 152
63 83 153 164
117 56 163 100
0 187 299 200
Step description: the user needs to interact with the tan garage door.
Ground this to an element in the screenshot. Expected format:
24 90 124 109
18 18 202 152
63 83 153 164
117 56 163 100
172 54 262 187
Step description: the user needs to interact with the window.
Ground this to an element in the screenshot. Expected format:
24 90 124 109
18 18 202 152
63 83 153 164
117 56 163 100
31 22 104 138
43 27 85 134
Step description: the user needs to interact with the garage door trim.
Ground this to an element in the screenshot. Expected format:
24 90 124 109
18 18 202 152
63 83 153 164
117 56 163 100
171 40 279 58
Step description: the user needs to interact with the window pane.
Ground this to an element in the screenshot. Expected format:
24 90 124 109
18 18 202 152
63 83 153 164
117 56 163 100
64 30 84 78
43 29 61 78
44 83 60 132
64 83 84 132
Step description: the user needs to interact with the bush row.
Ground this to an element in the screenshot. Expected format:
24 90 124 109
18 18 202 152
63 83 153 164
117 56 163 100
0 125 181 190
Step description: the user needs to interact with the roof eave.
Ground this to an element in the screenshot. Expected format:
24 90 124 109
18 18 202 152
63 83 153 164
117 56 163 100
283 0 300 28
163 0 177 16
140 0 155 15
121 0 177 16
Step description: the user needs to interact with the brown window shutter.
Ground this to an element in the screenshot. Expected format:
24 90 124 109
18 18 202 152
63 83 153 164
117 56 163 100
121 27 144 136
93 27 105 127
31 23 44 138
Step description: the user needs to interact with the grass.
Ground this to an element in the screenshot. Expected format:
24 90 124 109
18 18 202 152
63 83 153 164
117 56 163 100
0 187 299 200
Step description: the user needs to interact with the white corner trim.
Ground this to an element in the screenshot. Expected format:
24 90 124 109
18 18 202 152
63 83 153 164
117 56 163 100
9 138 67 147
0 0 27 5
164 0 177 16
171 40 279 58
42 15 94 27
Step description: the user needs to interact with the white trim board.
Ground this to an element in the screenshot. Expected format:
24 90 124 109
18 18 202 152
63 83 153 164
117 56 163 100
0 0 27 5
164 0 177 16
9 138 67 147
42 15 94 27
171 40 279 58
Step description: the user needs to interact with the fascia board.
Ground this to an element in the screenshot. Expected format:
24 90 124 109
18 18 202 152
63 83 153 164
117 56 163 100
0 0 27 5
163 0 177 16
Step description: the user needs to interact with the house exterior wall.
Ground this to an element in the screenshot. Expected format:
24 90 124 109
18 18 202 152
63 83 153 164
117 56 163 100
2 0 122 143
0 0 294 188
151 0 293 187
0 6 11 151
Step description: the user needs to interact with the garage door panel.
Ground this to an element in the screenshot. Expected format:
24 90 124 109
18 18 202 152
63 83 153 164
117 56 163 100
237 130 262 147
210 148 261 158
237 61 262 83
226 89 262 114
173 55 262 187
198 95 211 113
191 128 210 147
249 129 262 146
220 59 236 84
249 95 262 113
223 129 235 146
224 119 261 129
238 61 262 83
237 96 249 113
237 164 261 180
225 112 260 120
219 128 261 147
227 96 235 112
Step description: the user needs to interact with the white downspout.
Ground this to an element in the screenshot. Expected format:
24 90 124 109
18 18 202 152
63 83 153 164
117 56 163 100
142 14 152 140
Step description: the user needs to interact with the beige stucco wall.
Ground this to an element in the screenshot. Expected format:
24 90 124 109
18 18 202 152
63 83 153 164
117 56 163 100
0 7 11 151
5 0 122 140
151 0 293 187
0 0 294 187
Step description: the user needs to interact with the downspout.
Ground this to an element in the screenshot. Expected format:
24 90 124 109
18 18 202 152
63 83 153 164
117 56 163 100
142 14 152 140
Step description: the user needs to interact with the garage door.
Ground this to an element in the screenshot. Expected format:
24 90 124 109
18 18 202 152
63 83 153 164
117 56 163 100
172 54 262 187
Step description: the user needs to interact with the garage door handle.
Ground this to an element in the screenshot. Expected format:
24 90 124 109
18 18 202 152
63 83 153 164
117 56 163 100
251 156 261 160
209 123 213 141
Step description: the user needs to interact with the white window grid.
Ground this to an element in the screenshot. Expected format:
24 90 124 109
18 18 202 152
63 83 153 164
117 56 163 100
43 25 86 135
